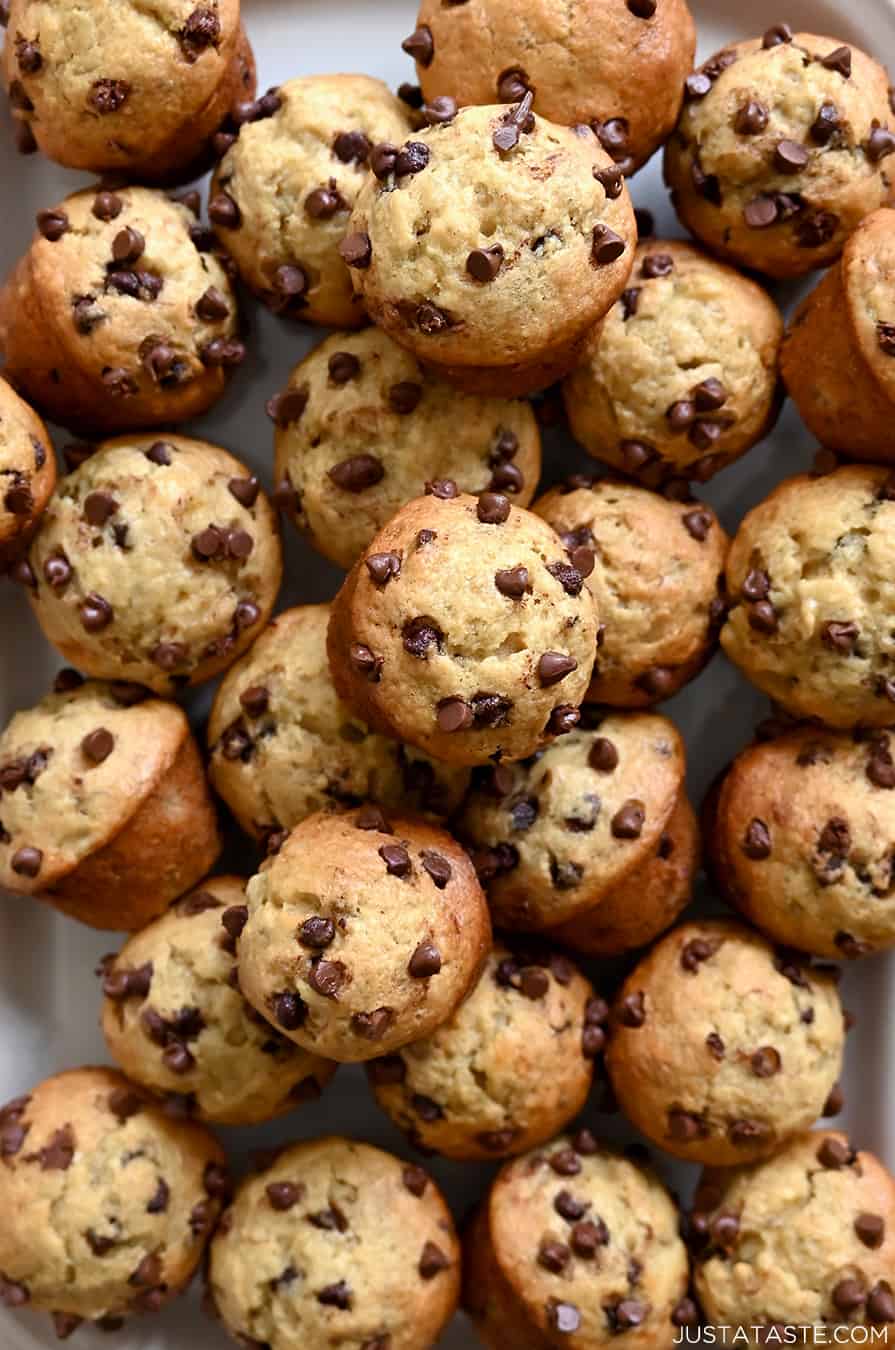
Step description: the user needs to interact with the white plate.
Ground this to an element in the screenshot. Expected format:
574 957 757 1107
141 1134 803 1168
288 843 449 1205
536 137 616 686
2 1 895 1346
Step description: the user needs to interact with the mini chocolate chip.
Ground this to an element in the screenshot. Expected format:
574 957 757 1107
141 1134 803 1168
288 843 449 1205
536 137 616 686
681 938 716 973
408 941 441 978
548 1300 581 1334
402 25 434 65
11 846 42 877
547 705 580 736
748 600 778 634
272 992 306 1030
820 619 858 652
810 101 840 145
379 843 411 877
589 738 619 772
820 45 851 77
833 1280 866 1313
36 209 69 242
329 454 384 492
87 77 130 112
366 551 402 586
868 1284 895 1324
685 72 712 99
426 478 459 498
419 1242 449 1280
388 381 422 414
594 166 624 200
866 124 895 162
554 1190 589 1222
370 142 398 179
421 851 452 888
349 644 383 681
592 225 626 265
855 1213 886 1249
823 1083 844 1116
774 138 810 172
339 231 373 269
611 800 644 838
627 0 657 15
763 23 792 45
423 95 457 126
817 1136 853 1168
743 195 779 228
467 245 504 282
619 439 657 472
750 1046 781 1077
618 991 646 1027
743 818 772 859
395 141 431 176
495 566 530 599
81 727 114 764
436 697 472 733
266 1181 302 1211
208 192 240 228
477 492 510 524
307 959 347 999
305 183 346 219
735 100 769 134
538 1240 570 1273
539 652 577 687
145 441 173 465
402 1165 429 1196
298 917 335 950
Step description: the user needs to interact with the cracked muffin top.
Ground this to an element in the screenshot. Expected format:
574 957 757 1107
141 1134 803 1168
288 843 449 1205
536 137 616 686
605 919 845 1166
721 465 895 728
208 1136 460 1350
709 723 895 960
692 1131 895 1340
343 101 636 379
562 240 783 483
210 74 412 328
664 29 894 278
24 434 281 693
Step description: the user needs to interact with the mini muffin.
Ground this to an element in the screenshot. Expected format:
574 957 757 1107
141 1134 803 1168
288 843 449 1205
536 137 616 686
783 208 895 461
605 920 845 1166
457 714 687 931
562 241 783 483
210 74 412 328
23 435 281 694
270 326 541 568
366 941 602 1161
0 187 242 434
2 0 255 181
0 376 55 568
708 724 895 959
403 0 696 174
208 605 468 842
0 677 220 930
344 100 636 396
101 876 337 1126
237 808 492 1063
665 30 895 280
463 1131 692 1349
327 490 598 767
720 465 895 729
208 1137 460 1350
534 477 728 706
548 791 699 957
691 1131 895 1340
0 1066 228 1337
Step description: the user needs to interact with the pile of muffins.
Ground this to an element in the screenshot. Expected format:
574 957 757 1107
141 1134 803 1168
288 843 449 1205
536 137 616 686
2 1 895 1346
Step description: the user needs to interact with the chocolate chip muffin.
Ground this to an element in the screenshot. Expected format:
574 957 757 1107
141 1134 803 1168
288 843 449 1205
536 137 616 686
366 941 601 1161
271 326 541 568
463 1132 692 1349
210 74 412 328
327 490 598 767
0 187 242 435
0 376 55 569
403 0 696 175
456 714 688 931
548 790 699 957
207 1136 460 1350
664 30 894 279
0 677 220 930
605 919 845 1166
23 434 281 694
101 876 337 1126
238 808 492 1063
534 478 728 706
562 241 784 484
208 605 468 842
708 724 895 960
720 465 895 729
691 1131 895 1340
783 208 895 461
2 0 255 181
343 100 636 396
0 1066 228 1336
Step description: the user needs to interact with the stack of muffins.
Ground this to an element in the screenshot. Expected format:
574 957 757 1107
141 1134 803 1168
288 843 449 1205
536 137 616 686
1 1 895 1347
